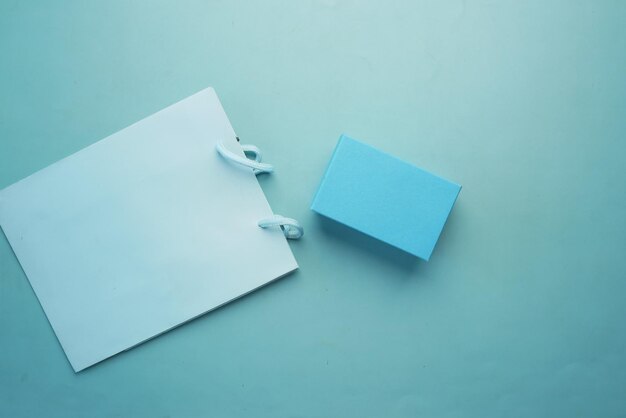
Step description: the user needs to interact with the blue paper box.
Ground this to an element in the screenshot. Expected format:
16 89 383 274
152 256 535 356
311 135 461 260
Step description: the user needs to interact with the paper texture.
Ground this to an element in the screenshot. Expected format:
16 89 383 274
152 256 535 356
0 88 297 371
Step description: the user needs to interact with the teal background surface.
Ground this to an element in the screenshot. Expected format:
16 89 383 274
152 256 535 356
1 1 625 416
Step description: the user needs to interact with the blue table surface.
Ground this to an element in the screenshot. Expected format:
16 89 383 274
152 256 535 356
1 1 625 417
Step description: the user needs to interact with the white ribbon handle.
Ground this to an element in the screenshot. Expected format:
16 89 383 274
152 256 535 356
258 215 304 240
216 141 274 175
216 140 303 240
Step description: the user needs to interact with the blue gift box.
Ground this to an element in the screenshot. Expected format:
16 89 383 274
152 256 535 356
311 135 461 260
